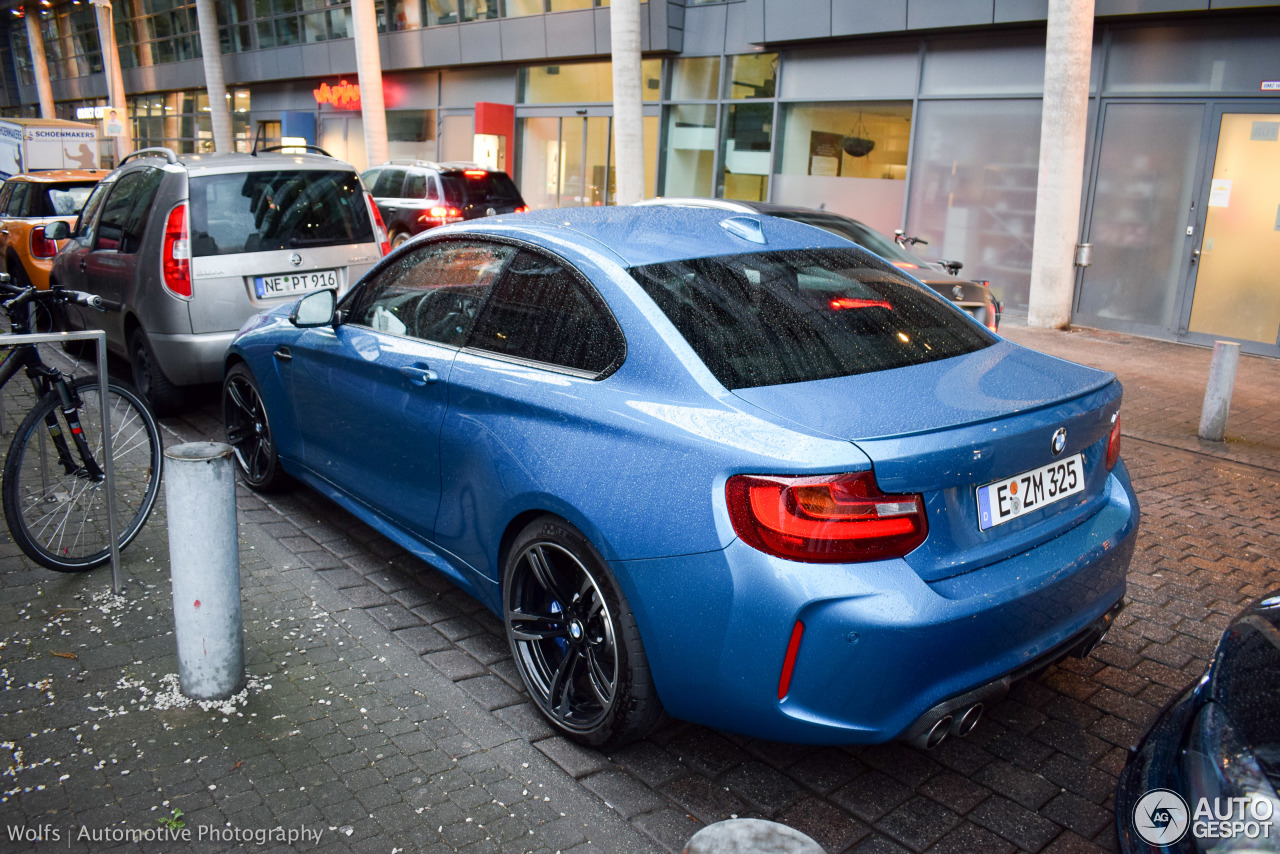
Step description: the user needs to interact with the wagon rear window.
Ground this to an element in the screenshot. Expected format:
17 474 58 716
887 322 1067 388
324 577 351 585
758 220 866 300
628 248 994 390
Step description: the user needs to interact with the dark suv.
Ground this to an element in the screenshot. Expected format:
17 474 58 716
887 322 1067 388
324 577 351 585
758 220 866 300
362 161 527 248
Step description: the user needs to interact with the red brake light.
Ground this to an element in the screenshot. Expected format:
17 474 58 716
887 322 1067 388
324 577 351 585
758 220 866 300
514 205 529 213
419 206 464 225
161 203 191 298
463 169 487 178
1106 415 1122 471
830 298 892 311
363 191 389 256
727 472 928 563
778 621 805 700
30 226 58 260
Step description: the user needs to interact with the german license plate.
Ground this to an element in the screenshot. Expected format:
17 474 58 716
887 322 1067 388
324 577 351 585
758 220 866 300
254 269 338 298
976 454 1084 531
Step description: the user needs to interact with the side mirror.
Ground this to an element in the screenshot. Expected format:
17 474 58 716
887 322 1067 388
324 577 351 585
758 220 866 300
290 288 337 328
44 221 71 241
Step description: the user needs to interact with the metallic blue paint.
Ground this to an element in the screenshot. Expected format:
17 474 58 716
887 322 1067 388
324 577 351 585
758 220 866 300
225 206 1139 744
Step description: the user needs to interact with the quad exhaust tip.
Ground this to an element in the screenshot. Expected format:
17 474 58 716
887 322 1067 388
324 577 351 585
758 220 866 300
922 715 953 749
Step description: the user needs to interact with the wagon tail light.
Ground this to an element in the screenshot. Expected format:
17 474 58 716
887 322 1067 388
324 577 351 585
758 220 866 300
1106 414 1122 471
727 471 928 563
514 205 529 213
419 205 464 225
161 202 192 299
30 226 59 259
364 191 390 256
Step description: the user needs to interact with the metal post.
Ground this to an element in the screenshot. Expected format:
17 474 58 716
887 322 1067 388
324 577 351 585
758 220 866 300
1198 340 1240 442
165 442 244 700
684 819 824 854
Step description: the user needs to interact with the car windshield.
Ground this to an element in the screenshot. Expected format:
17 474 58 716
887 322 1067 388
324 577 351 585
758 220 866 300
188 170 375 257
439 172 523 208
44 184 98 216
629 248 994 390
773 211 922 265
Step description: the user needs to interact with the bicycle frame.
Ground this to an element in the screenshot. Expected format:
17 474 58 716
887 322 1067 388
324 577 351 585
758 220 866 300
0 328 124 590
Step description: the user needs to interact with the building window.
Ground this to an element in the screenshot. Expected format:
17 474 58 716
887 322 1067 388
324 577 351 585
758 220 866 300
726 52 777 100
520 60 662 104
387 109 438 161
9 6 102 82
129 89 252 154
116 0 202 69
255 0 350 48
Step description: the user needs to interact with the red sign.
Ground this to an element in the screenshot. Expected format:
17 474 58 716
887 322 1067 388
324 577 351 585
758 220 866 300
314 80 361 110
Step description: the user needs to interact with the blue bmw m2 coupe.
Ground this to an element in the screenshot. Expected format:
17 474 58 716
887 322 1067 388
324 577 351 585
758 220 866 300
223 206 1137 749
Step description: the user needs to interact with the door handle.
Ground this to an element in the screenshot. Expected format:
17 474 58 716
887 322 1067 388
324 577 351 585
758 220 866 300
273 346 292 361
79 259 86 271
1191 249 1201 264
399 364 438 385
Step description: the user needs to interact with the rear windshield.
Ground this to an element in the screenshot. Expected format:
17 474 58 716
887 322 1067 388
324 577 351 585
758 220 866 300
629 248 994 390
189 170 374 257
43 183 98 217
439 172 523 208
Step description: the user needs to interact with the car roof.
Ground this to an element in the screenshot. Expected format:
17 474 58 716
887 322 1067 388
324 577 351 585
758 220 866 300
126 150 357 174
450 204 857 268
368 160 502 174
7 170 110 183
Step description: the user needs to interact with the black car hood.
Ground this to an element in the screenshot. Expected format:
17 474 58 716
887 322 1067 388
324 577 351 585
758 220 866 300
1208 591 1280 787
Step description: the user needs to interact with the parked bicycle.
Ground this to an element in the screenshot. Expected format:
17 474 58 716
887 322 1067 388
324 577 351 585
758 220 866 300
0 280 163 571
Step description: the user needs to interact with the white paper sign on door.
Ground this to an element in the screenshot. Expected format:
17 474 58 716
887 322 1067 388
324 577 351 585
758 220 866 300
1208 178 1232 208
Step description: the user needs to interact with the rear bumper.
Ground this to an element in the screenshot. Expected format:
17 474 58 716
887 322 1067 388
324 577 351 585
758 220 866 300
148 329 237 386
618 463 1138 744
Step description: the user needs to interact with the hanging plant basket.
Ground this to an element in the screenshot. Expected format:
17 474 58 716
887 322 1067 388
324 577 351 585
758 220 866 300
841 114 876 158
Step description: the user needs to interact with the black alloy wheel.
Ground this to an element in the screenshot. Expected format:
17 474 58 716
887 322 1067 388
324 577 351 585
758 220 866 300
222 363 289 492
129 328 184 415
503 516 662 747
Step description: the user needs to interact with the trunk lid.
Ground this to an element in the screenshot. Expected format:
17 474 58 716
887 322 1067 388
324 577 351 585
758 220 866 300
733 340 1123 582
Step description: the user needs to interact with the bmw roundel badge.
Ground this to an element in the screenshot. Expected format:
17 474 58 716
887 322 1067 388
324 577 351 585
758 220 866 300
1051 427 1067 456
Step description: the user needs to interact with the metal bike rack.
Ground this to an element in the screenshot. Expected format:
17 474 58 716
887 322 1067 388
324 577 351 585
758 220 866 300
0 330 122 592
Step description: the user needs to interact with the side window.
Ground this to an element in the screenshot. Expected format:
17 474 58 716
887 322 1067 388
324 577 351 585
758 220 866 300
0 181 14 214
95 168 164 253
404 172 429 200
468 250 624 375
74 182 110 239
5 183 31 217
360 168 382 191
350 240 516 346
371 168 407 198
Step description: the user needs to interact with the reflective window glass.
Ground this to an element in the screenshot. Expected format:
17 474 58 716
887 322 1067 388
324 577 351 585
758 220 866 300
726 53 777 99
670 57 720 101
352 240 516 345
469 250 623 374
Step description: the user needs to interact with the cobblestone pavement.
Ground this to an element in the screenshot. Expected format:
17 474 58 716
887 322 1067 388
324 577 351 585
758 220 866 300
2 327 1278 854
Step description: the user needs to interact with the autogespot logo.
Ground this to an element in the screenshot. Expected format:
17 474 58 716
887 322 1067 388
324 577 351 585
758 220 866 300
1133 789 1190 846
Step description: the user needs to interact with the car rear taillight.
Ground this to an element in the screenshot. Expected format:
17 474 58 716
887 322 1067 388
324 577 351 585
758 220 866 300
514 205 529 213
726 471 928 563
1106 415 1122 471
30 226 59 259
464 169 487 178
364 191 390 256
161 203 191 299
829 297 892 311
418 206 464 226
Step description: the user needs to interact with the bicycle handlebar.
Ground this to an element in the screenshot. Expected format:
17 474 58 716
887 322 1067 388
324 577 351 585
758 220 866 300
1 285 119 314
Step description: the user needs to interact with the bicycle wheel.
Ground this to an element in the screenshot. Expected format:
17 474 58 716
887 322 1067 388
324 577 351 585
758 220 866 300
2 378 163 572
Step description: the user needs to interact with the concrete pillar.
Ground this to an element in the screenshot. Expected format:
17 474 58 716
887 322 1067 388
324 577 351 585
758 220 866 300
195 0 234 153
94 0 134 161
24 9 55 119
685 819 824 854
349 0 387 169
1027 0 1094 329
165 442 244 700
1198 341 1240 442
610 0 644 205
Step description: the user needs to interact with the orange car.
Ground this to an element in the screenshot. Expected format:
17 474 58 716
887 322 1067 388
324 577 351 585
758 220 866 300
0 170 108 290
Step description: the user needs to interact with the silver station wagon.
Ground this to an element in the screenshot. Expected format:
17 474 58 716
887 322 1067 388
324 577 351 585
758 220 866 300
51 147 387 413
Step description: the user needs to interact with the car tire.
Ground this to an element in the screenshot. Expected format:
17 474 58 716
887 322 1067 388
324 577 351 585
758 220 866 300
222 363 291 493
129 327 185 415
390 230 410 249
502 515 663 749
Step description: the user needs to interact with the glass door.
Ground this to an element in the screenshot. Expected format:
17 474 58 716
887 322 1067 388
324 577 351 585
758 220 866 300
1185 110 1280 351
518 113 659 209
1074 102 1207 338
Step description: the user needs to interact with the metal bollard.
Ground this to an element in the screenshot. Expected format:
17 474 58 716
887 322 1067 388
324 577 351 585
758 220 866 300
165 442 245 700
684 819 824 854
1198 340 1241 442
